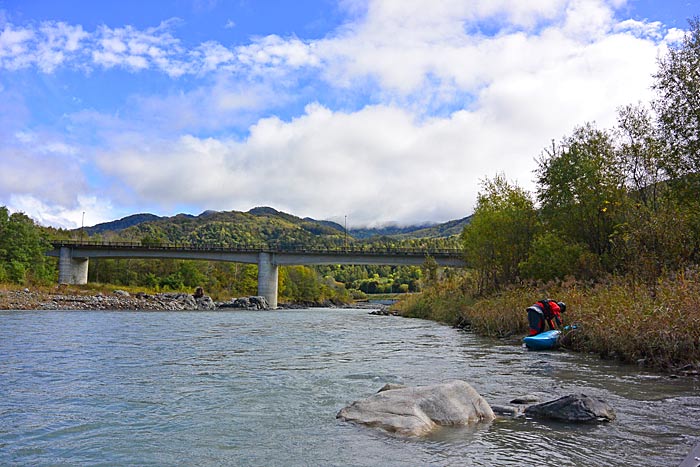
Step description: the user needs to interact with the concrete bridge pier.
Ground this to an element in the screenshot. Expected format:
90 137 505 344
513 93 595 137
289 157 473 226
257 252 278 309
58 246 89 284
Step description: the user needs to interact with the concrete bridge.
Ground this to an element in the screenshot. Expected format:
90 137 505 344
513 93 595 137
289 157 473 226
48 241 466 308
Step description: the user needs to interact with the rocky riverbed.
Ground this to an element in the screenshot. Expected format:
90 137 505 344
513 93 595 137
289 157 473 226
0 288 273 311
0 288 390 312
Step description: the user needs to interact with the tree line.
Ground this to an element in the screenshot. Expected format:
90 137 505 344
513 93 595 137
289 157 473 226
0 203 458 302
0 207 53 284
462 18 700 293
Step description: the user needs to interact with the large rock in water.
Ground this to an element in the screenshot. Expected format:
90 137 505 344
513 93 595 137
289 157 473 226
336 380 495 436
524 393 616 422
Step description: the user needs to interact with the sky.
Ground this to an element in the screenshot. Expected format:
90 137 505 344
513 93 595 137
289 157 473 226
0 0 697 229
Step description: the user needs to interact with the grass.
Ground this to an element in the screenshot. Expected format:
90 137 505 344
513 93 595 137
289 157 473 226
394 271 700 373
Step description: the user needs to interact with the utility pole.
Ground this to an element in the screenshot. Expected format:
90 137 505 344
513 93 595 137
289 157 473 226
344 215 347 250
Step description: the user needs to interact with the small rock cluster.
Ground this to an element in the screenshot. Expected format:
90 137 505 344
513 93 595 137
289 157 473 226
216 296 270 310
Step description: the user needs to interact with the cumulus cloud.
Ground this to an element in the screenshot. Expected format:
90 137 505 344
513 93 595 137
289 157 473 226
311 0 669 106
0 145 85 206
0 0 688 227
0 0 673 96
8 194 116 229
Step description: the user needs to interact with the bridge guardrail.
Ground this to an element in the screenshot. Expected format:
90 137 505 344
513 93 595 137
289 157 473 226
50 240 465 257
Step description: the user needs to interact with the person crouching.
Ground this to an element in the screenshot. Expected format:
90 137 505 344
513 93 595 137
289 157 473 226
527 299 566 335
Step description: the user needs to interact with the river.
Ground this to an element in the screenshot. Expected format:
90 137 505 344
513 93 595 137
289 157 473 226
0 308 698 466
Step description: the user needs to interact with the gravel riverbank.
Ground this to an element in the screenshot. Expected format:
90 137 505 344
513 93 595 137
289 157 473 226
0 288 391 312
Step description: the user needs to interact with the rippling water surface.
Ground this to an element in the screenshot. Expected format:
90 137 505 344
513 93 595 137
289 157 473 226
1 309 698 466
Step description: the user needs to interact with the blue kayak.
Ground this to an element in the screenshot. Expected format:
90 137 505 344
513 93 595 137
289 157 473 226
523 330 561 350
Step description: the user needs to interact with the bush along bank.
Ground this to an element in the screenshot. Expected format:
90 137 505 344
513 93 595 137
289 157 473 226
393 271 700 374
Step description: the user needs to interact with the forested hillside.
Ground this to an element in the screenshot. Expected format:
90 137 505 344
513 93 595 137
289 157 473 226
5 205 463 303
76 206 461 301
80 206 466 245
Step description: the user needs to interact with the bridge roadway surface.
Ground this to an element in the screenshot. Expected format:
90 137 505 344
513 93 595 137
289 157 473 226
47 241 466 308
48 241 465 266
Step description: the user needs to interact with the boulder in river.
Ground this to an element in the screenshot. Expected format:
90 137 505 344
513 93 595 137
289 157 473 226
337 380 495 436
217 296 270 310
524 393 616 423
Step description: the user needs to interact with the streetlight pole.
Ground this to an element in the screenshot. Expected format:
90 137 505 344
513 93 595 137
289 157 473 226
344 215 347 250
80 211 85 242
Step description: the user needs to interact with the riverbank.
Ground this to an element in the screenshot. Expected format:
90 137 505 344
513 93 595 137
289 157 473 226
394 270 700 375
0 286 388 312
0 287 216 311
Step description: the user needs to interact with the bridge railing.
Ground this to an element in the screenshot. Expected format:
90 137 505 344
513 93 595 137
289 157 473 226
50 240 465 257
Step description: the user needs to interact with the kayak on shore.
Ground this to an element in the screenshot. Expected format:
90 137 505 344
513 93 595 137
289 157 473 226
523 329 561 350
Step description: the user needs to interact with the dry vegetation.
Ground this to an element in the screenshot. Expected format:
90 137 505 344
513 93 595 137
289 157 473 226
395 270 700 372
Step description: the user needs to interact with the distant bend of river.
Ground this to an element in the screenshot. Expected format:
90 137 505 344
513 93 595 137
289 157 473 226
1 309 698 467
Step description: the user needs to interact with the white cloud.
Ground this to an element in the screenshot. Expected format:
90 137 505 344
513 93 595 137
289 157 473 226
310 0 655 102
92 21 188 75
0 21 88 71
664 27 688 44
0 146 85 206
8 194 115 229
0 24 34 69
109 74 285 134
91 71 648 227
614 19 664 39
0 0 689 227
195 41 236 72
35 22 88 72
235 35 319 72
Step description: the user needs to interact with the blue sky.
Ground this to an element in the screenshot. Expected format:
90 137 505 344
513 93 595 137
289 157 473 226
0 0 697 228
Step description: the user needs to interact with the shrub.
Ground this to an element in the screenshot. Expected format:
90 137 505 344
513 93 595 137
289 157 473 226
519 232 595 282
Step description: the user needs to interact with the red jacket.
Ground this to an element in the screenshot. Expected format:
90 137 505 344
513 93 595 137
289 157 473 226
536 299 562 328
527 299 563 335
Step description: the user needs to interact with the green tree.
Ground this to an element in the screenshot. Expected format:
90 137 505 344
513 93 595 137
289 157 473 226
519 232 598 282
461 174 537 293
0 207 53 284
652 18 700 262
177 261 207 287
536 124 625 265
616 104 666 210
653 17 700 181
611 104 696 280
280 266 320 302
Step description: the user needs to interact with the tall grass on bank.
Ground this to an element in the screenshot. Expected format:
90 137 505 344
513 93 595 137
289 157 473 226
394 273 536 337
395 271 700 372
564 272 700 370
395 274 475 324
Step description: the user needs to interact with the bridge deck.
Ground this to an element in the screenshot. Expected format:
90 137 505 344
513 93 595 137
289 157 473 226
48 241 466 267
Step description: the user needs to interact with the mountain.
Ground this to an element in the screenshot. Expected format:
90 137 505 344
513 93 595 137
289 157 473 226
396 215 472 239
347 217 471 239
84 213 162 236
78 206 467 247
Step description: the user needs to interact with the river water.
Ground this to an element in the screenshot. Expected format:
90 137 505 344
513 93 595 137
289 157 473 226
0 308 698 466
